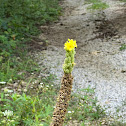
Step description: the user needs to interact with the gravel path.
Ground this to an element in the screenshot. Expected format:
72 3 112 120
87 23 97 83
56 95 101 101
34 0 126 123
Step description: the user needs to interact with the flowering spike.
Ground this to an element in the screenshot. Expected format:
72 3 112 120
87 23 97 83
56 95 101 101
63 39 77 74
50 39 77 126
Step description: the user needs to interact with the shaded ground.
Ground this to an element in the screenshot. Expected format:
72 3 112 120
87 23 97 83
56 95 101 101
33 0 126 125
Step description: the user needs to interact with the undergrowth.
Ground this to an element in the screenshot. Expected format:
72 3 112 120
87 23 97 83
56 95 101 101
0 77 125 125
0 75 58 126
0 0 61 82
0 80 106 126
0 0 125 126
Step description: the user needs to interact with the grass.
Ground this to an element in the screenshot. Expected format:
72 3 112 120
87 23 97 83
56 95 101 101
0 0 125 125
65 87 106 125
0 0 61 82
85 0 109 10
0 80 106 126
0 55 40 82
120 0 126 2
0 74 58 126
120 44 126 51
110 122 126 126
0 75 125 125
0 0 61 125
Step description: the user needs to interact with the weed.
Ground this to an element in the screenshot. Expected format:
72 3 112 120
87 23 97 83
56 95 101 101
65 86 106 125
0 56 40 82
120 44 126 51
85 0 109 10
0 0 61 37
120 0 126 2
110 121 126 126
0 81 107 126
0 76 58 126
0 0 61 82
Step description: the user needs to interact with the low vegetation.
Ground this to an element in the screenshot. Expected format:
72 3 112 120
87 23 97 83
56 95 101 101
0 77 106 126
65 87 106 125
120 0 126 2
0 0 61 82
0 77 125 125
120 44 126 51
0 75 58 126
85 0 109 10
0 0 125 126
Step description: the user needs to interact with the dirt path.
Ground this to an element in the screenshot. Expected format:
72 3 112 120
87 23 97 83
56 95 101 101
34 0 126 123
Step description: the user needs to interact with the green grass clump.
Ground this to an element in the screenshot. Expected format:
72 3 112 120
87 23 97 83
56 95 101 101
85 0 109 10
120 0 126 2
0 55 40 82
120 44 126 51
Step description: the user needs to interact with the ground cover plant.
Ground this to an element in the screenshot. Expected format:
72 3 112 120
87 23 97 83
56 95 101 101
0 0 61 82
0 79 125 126
85 0 109 10
0 76 107 126
0 75 58 126
120 0 126 2
1 0 126 126
120 44 126 51
65 87 106 126
0 0 61 125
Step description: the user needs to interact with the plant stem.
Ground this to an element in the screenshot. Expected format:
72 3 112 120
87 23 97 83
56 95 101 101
50 73 73 126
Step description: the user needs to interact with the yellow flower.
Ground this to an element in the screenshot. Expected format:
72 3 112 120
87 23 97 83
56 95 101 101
68 39 77 48
64 39 77 51
64 42 74 51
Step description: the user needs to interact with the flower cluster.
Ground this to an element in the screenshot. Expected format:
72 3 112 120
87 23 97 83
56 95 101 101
2 110 13 118
64 39 77 51
63 39 77 74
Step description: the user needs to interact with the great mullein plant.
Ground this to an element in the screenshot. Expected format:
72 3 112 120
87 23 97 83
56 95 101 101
50 39 77 126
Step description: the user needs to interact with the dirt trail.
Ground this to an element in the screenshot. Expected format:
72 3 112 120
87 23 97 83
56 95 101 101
34 0 126 123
